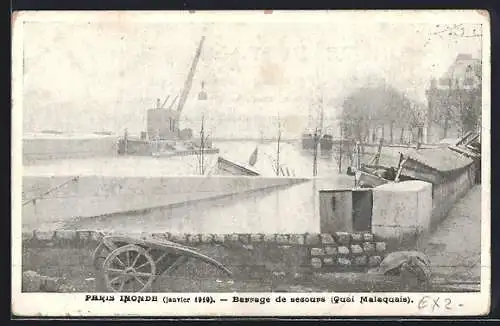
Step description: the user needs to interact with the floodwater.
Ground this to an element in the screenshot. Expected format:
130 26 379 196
62 176 355 234
24 140 349 178
26 141 360 233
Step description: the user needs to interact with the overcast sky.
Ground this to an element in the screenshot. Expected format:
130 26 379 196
19 12 483 137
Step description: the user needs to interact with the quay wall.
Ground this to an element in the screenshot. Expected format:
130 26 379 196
22 175 308 230
430 163 477 228
23 136 119 164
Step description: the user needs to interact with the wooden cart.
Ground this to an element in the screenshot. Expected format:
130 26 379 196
92 235 232 292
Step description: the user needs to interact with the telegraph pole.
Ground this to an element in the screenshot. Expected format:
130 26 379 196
276 116 281 176
312 94 324 177
199 115 205 175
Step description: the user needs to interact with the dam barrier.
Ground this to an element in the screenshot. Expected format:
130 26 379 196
319 147 479 247
22 175 309 230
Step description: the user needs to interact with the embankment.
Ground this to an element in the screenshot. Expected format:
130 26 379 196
23 135 119 164
22 176 309 230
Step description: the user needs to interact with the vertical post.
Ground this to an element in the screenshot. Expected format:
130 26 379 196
123 128 129 155
339 126 343 173
355 141 361 171
313 129 319 177
276 117 281 176
199 115 205 175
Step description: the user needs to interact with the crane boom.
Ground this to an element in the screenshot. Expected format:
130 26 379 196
176 36 206 114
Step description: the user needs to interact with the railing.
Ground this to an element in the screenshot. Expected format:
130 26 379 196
23 176 80 206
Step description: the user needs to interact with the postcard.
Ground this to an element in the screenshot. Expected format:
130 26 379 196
11 10 490 317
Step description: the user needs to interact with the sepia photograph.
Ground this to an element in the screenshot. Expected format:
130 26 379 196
12 10 490 317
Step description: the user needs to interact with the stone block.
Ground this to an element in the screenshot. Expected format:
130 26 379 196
242 244 254 250
350 244 364 255
239 234 250 244
90 231 102 241
187 234 201 245
363 233 374 242
35 231 55 241
200 234 213 244
22 232 34 242
311 258 323 269
22 271 61 292
250 234 263 242
22 271 41 292
353 255 368 266
170 233 187 244
55 230 76 240
337 257 352 266
76 231 94 241
152 233 169 241
320 233 335 244
337 246 350 255
263 234 276 242
225 234 240 242
325 246 337 256
362 242 375 253
213 234 225 243
334 232 351 245
368 255 383 267
375 242 387 252
275 234 289 244
323 257 335 266
351 233 363 243
40 276 62 292
305 233 321 245
289 234 305 245
372 181 432 243
310 248 325 256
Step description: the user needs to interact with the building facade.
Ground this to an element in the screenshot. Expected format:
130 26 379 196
425 53 482 144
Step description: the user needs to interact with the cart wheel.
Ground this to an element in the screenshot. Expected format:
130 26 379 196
103 244 157 293
92 243 111 270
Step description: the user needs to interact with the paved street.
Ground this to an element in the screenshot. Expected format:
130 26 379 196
417 185 482 285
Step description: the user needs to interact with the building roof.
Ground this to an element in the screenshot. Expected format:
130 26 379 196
404 147 474 173
436 53 481 89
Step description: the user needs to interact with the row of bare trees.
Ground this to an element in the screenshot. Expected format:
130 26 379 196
427 60 482 138
340 82 425 152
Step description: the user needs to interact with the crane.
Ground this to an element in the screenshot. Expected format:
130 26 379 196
176 35 206 115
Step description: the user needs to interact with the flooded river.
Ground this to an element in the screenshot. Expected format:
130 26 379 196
25 140 367 233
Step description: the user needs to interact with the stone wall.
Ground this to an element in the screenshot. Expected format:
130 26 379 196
430 163 477 228
22 230 388 280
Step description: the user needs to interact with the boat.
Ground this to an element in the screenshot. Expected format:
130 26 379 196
320 134 333 151
301 130 316 150
117 36 218 158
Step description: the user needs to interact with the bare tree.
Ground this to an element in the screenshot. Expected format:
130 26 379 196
195 115 210 175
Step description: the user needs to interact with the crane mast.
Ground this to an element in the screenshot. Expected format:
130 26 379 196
176 36 206 114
